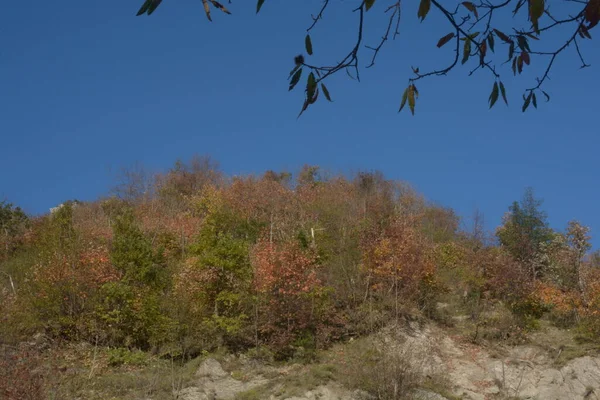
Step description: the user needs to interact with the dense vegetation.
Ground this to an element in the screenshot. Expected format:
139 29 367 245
1 156 600 396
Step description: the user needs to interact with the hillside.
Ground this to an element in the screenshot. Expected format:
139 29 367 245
1 157 600 399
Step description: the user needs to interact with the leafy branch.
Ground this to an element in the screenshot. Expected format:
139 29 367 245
135 0 600 117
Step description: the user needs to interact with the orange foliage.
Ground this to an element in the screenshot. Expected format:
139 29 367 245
251 237 330 353
252 238 321 296
362 219 435 300
136 203 201 242
33 243 120 301
533 282 582 313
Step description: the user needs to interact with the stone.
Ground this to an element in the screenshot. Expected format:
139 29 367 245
195 358 228 379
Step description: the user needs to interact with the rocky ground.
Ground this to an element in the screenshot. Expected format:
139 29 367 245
170 320 600 400
6 315 600 399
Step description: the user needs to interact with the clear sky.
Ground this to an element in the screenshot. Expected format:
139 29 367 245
1 1 599 247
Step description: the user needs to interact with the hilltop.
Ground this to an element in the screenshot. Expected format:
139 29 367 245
1 156 600 399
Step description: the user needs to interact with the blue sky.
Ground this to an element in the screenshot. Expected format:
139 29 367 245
1 1 599 247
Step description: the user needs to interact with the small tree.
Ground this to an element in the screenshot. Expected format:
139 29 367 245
496 187 554 280
566 220 592 300
0 201 28 260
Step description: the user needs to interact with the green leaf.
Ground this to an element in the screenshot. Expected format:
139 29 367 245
522 92 533 112
256 0 265 13
513 0 526 16
462 38 471 64
365 0 376 11
321 83 332 102
305 34 313 56
136 0 150 15
499 81 508 105
289 64 301 79
462 1 479 18
298 99 309 119
417 0 431 22
487 33 495 52
399 86 409 112
309 88 319 104
307 72 317 100
437 32 455 48
507 41 515 62
516 35 530 52
462 2 478 18
136 0 162 16
517 55 524 73
408 85 417 115
489 82 499 109
493 29 511 43
289 68 303 91
529 0 544 34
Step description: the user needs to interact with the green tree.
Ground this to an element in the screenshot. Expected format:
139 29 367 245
99 207 173 348
0 201 28 260
111 208 166 287
134 0 600 116
185 194 263 346
496 187 554 280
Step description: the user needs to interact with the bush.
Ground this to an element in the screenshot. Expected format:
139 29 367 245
107 348 149 367
507 295 547 330
333 335 436 400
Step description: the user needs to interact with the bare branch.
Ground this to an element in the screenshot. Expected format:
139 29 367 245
365 2 401 68
307 0 330 33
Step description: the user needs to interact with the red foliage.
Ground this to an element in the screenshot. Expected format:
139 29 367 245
34 244 119 290
32 243 120 324
252 238 320 296
251 238 326 352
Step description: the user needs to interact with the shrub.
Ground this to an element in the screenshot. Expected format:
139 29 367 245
107 348 149 367
333 336 434 400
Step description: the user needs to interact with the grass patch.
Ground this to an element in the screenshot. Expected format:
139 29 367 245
42 345 203 400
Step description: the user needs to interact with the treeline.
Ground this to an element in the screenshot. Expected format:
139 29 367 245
1 155 599 360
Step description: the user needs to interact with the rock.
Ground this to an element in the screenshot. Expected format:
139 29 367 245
460 389 485 400
282 384 359 400
352 389 376 400
412 388 450 399
176 387 211 400
176 324 600 400
195 358 228 379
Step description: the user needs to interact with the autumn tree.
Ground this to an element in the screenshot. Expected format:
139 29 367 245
155 155 223 212
361 217 440 326
26 203 120 340
251 237 332 357
565 220 592 299
134 0 599 116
